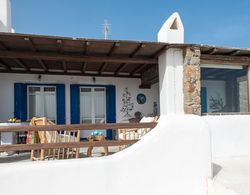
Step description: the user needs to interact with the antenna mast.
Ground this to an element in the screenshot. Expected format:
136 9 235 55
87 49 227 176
102 19 111 40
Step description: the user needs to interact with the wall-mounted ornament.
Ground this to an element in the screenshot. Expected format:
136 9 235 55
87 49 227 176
120 87 134 118
137 93 146 104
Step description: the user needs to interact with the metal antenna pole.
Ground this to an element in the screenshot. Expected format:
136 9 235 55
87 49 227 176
102 19 111 40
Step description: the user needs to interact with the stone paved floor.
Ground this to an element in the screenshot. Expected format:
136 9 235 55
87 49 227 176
0 146 121 163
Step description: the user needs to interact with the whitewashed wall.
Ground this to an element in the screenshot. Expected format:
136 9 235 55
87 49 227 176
0 115 212 195
201 80 226 113
0 73 159 123
204 115 250 158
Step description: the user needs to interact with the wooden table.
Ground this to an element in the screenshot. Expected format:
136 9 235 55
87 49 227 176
87 135 109 157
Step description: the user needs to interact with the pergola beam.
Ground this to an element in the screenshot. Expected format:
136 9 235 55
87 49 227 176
0 69 141 78
82 62 86 74
24 37 36 52
208 48 218 55
130 64 149 76
98 42 120 75
201 54 250 65
62 61 67 72
151 45 167 57
57 40 64 53
13 59 29 71
228 50 241 56
0 50 157 64
115 63 127 75
0 59 10 70
37 59 48 71
115 43 145 75
83 41 90 55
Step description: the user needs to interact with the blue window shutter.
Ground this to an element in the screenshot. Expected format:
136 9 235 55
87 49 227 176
56 84 66 124
14 83 27 121
106 85 116 139
201 87 207 113
70 85 80 124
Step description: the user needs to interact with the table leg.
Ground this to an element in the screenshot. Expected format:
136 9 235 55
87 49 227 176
87 146 93 157
104 146 108 156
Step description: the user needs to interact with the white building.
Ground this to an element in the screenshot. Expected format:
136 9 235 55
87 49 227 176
1 2 250 195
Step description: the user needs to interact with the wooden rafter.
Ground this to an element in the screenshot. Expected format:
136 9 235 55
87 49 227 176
0 59 10 70
130 64 149 76
13 59 28 71
57 40 64 53
115 43 144 75
37 59 48 71
140 64 158 88
201 54 250 65
98 62 107 74
115 63 127 75
98 42 120 75
62 61 67 72
0 50 157 64
24 37 36 52
107 42 120 56
151 45 167 57
82 62 86 74
208 48 218 55
83 41 90 55
228 50 241 56
0 69 141 78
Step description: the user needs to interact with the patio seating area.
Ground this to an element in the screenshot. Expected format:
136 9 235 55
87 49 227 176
0 118 157 163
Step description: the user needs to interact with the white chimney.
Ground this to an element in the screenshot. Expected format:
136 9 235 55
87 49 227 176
0 0 12 32
157 12 184 43
157 12 185 115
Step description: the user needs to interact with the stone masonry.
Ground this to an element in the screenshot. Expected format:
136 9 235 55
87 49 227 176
183 47 201 115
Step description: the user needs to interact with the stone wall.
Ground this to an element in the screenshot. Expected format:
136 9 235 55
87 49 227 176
183 47 201 115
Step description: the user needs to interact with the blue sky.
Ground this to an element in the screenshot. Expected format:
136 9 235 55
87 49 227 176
12 0 250 48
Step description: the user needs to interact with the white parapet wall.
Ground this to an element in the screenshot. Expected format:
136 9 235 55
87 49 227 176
204 115 250 158
0 115 212 195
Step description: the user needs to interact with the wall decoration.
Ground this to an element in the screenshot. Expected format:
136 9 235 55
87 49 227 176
137 93 146 104
209 95 225 112
120 87 134 118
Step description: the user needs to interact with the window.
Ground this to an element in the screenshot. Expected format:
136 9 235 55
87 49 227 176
80 87 106 124
28 86 57 122
80 87 106 137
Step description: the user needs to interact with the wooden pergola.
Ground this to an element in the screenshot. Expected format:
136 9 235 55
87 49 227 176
0 32 250 87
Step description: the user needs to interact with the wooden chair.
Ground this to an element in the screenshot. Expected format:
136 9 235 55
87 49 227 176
30 117 80 160
117 116 158 150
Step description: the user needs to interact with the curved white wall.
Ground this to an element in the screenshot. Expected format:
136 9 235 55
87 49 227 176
0 115 212 195
204 115 250 158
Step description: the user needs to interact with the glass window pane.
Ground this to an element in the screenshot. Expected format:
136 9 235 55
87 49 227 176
44 87 56 92
80 88 92 124
28 95 36 118
94 88 106 122
29 87 40 93
44 92 56 121
81 88 91 92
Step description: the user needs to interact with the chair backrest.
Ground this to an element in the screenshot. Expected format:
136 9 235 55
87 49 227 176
137 116 158 135
30 117 80 160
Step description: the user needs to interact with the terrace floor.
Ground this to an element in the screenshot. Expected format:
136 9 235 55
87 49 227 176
0 146 120 163
212 156 250 195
